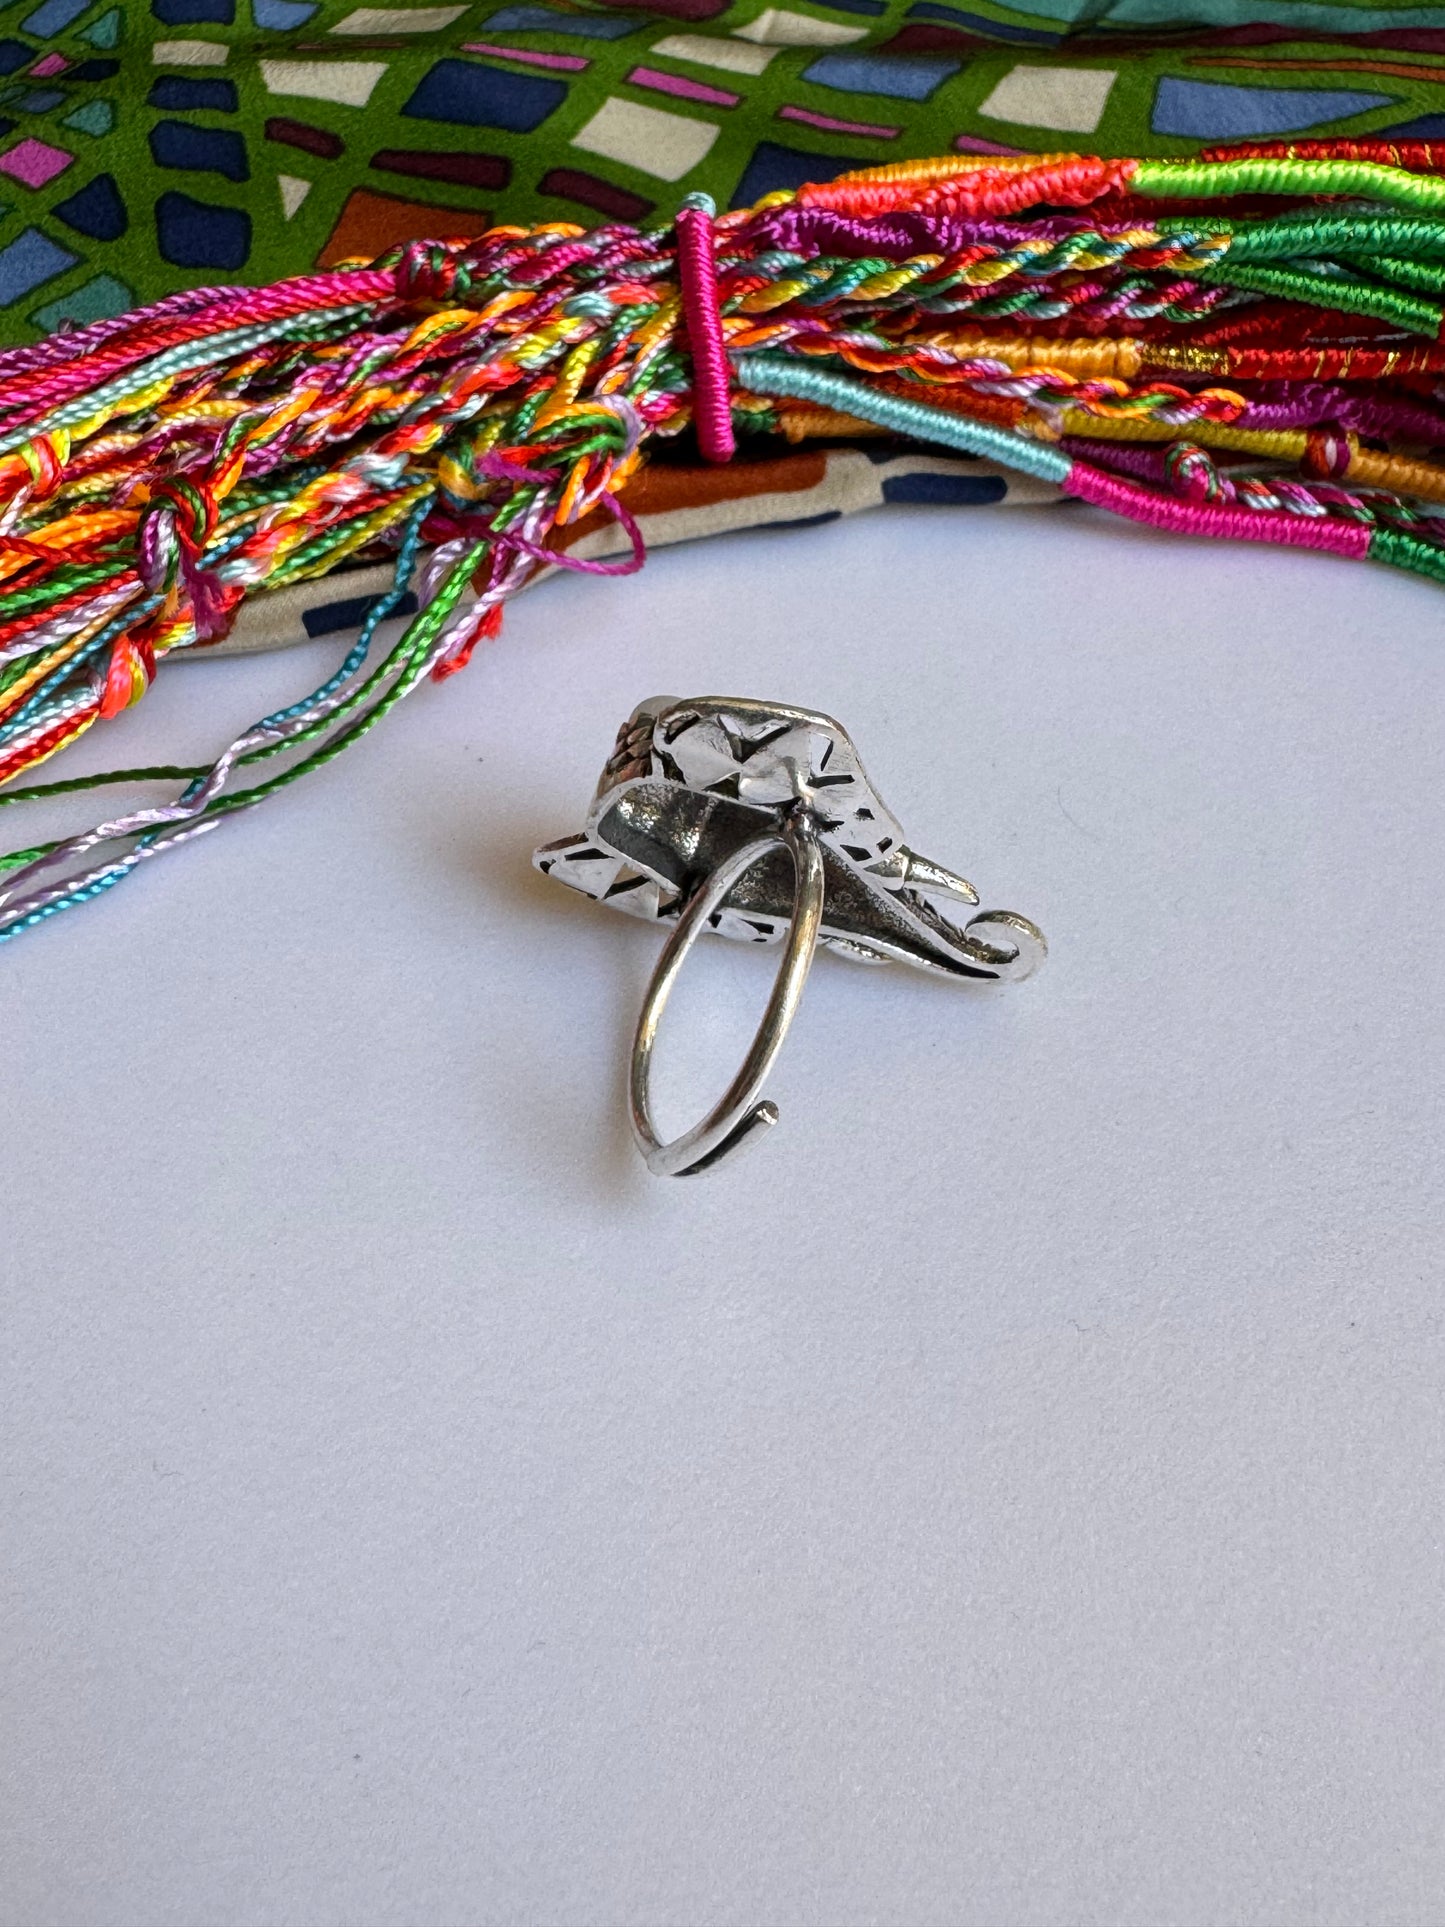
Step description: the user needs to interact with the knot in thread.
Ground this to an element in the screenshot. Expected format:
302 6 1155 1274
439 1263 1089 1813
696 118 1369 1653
1164 440 1228 504
19 430 69 499
1301 426 1352 480
150 476 217 553
391 239 475 306
139 475 234 646
98 632 158 719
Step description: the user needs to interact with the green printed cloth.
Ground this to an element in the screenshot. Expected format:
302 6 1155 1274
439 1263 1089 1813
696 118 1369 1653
1 0 1444 345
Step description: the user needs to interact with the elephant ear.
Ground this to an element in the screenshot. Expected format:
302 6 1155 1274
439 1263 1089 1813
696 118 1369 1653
532 835 677 924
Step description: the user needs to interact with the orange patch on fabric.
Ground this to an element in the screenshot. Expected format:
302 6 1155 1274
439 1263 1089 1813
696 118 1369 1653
316 189 494 269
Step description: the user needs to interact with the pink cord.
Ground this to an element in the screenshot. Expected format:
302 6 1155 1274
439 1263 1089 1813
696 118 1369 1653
1064 461 1373 560
676 195 735 465
0 270 397 427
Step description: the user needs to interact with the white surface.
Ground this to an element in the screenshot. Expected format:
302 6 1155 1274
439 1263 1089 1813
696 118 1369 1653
4 503 1444 1927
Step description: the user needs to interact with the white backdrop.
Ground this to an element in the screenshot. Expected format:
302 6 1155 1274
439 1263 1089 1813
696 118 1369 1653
5 500 1443 1926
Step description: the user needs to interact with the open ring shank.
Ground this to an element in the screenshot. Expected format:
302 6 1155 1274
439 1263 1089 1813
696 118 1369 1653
629 816 825 1176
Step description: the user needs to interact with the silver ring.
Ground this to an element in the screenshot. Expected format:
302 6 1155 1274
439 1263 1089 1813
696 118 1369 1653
629 815 824 1176
534 696 1046 1176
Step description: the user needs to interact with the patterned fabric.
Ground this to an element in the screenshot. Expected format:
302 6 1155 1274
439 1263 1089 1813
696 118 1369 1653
214 442 1062 655
2 0 1445 346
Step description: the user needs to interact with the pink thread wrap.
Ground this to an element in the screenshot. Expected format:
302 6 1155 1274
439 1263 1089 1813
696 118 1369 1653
1063 461 1374 560
676 194 735 465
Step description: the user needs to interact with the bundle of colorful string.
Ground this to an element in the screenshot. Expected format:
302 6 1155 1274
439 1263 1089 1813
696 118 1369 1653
6 138 1445 943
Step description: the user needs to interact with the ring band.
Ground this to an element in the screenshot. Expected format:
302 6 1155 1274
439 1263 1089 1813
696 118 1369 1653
629 815 825 1176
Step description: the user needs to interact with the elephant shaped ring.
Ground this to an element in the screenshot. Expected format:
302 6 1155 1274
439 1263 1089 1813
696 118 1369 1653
534 696 1046 1177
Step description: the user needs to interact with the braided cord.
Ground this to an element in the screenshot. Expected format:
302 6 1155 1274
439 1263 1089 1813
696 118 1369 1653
7 143 1445 940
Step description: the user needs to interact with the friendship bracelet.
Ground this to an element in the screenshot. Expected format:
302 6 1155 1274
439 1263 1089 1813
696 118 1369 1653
6 142 1445 941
